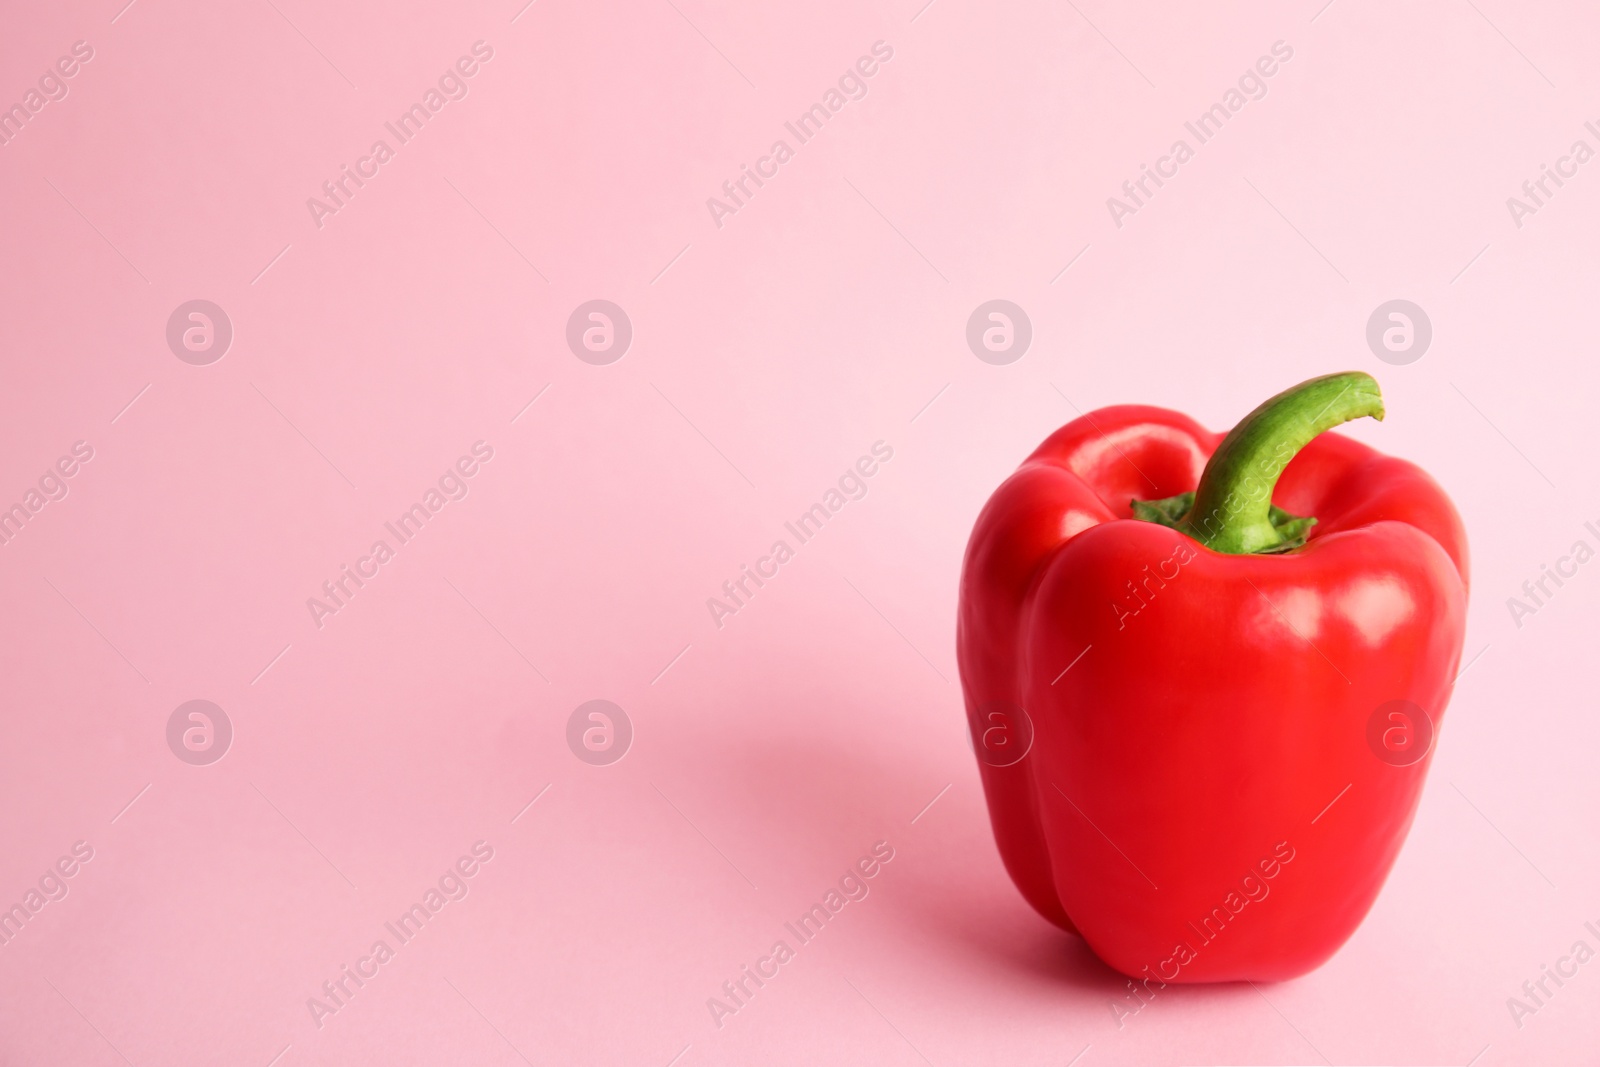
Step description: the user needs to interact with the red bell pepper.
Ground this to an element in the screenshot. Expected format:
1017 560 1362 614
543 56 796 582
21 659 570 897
957 371 1468 982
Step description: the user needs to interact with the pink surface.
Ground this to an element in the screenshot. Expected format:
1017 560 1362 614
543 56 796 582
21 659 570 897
0 0 1595 1064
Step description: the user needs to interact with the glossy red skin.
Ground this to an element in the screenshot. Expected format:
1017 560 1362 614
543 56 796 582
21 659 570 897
956 405 1468 983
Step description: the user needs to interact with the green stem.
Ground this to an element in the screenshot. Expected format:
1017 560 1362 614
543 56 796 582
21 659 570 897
1138 372 1384 554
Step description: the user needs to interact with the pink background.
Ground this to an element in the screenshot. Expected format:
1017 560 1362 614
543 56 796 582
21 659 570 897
1 0 1596 1063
